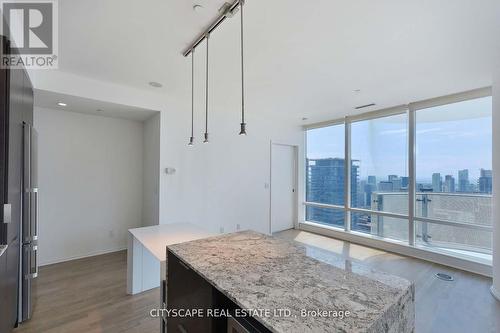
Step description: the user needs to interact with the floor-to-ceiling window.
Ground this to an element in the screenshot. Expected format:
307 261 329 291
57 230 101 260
303 89 492 266
350 113 409 242
414 95 493 261
305 123 346 228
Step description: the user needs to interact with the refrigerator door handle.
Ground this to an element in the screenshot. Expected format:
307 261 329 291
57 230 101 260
25 188 38 242
25 244 38 279
2 203 11 224
32 188 38 240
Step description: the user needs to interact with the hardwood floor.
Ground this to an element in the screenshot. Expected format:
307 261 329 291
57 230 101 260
13 230 500 333
14 251 160 333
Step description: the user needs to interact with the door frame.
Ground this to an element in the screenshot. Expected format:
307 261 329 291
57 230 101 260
269 141 299 234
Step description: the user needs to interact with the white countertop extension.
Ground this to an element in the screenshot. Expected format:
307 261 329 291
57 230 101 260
127 223 215 295
129 223 214 261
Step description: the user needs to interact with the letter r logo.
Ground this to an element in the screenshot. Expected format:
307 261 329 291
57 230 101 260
2 2 53 54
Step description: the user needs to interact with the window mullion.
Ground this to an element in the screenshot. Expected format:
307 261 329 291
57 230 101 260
345 118 351 232
408 105 416 246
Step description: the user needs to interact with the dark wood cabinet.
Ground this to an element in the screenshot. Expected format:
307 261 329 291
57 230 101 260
167 251 214 333
166 250 272 333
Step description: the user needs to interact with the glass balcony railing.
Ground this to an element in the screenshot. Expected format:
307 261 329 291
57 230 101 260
414 192 492 227
305 191 493 263
368 192 492 262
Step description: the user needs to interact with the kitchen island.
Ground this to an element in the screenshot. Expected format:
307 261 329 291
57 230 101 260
165 231 414 333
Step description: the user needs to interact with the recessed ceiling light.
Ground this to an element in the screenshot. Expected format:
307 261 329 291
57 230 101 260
193 4 203 12
57 102 67 107
149 81 163 88
302 117 308 121
353 89 361 93
96 109 104 112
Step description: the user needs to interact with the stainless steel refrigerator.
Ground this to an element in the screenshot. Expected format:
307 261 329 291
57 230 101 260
0 35 36 332
19 122 38 322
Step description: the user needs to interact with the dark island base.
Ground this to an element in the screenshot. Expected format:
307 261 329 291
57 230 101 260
165 250 271 333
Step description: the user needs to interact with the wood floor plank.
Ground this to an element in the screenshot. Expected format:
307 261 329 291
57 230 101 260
14 251 159 333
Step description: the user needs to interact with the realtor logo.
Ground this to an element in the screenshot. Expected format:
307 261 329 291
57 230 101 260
1 0 58 69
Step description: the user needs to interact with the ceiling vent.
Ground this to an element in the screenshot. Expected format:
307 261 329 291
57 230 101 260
355 103 376 110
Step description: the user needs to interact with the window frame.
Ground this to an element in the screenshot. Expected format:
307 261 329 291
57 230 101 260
304 121 347 229
302 87 493 270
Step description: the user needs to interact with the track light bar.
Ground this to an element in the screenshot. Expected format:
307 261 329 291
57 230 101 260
182 0 243 57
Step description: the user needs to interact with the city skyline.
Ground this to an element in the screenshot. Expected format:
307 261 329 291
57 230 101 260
307 157 492 198
358 167 492 187
306 96 492 182
306 156 493 241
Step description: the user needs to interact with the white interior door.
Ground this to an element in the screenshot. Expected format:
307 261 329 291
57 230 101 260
271 144 296 233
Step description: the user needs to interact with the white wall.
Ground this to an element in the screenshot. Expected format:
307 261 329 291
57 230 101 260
143 113 161 226
29 70 170 224
160 99 304 235
29 57 306 236
35 107 144 265
157 25 305 234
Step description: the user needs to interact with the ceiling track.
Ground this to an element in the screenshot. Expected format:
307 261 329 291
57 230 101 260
182 0 243 57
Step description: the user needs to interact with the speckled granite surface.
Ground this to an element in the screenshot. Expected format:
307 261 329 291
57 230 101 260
168 231 415 333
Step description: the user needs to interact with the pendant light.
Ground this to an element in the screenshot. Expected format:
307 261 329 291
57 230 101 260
238 0 247 135
203 34 210 143
188 50 195 146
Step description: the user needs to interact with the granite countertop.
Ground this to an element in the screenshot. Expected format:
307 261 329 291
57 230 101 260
168 231 415 333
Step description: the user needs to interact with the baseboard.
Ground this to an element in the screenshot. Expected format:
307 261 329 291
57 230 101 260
491 286 500 302
40 247 127 267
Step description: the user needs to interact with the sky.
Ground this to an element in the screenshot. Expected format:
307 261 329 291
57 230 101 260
307 96 492 183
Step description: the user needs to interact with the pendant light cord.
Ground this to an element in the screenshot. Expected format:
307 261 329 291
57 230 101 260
191 50 194 138
240 2 245 125
205 34 209 138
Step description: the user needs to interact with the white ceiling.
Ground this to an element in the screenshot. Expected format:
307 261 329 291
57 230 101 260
56 0 500 123
35 89 159 121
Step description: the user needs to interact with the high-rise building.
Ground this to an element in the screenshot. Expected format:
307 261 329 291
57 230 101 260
478 169 492 194
458 169 469 192
444 175 456 193
401 177 409 189
432 173 442 193
367 175 377 186
363 183 376 207
388 175 399 182
378 181 393 192
385 175 402 191
392 179 402 191
358 180 367 207
306 158 358 226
